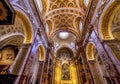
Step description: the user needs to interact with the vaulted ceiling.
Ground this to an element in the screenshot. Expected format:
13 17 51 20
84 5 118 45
35 0 90 61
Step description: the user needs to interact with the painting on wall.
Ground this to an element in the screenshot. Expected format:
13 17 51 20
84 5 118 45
61 63 70 80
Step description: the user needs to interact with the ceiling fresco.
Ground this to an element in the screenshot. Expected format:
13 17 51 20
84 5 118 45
35 0 89 60
35 0 87 38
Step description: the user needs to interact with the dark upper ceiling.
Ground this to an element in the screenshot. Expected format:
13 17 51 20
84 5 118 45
0 0 15 25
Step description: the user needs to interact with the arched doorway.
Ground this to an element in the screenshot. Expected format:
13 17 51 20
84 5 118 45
0 9 34 83
86 42 106 84
55 47 78 84
38 45 46 61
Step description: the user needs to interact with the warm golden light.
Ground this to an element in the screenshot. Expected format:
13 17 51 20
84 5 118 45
38 45 45 61
86 43 95 60
55 62 78 84
55 64 61 84
70 63 78 84
16 11 33 43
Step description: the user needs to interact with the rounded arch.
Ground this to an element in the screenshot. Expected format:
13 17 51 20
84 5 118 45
99 1 120 40
86 43 105 83
74 17 83 32
38 44 46 61
16 11 33 43
0 34 24 50
86 42 96 60
46 20 53 35
56 47 74 59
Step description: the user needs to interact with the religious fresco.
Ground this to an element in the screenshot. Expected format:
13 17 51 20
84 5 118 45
57 47 73 59
0 0 15 25
61 63 70 80
0 0 120 84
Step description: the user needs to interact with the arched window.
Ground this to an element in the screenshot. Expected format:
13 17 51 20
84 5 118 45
59 31 69 39
36 0 43 12
38 45 45 61
86 43 95 60
45 23 49 35
79 21 83 30
84 0 89 6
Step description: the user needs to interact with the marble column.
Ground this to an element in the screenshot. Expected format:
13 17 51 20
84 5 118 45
92 31 120 83
81 52 94 84
41 50 49 84
52 63 55 84
38 61 44 84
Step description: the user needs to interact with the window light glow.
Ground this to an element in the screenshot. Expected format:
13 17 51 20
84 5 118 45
36 0 43 12
46 23 49 34
84 0 89 6
59 32 69 39
79 21 82 30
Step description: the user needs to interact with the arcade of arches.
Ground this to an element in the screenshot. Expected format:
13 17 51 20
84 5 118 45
0 0 120 84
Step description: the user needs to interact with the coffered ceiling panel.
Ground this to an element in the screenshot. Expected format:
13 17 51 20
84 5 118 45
36 0 86 38
36 0 89 59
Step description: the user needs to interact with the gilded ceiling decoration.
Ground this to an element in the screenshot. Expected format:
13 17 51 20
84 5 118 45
41 0 85 38
0 17 25 48
0 17 24 39
0 17 25 49
0 35 24 50
36 0 88 60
